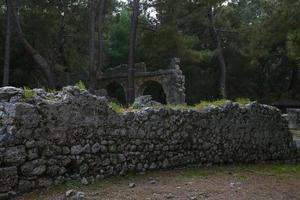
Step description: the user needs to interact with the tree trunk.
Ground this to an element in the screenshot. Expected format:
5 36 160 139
3 0 12 86
127 0 140 104
9 0 54 88
208 7 227 99
89 0 97 89
97 0 106 74
288 66 299 99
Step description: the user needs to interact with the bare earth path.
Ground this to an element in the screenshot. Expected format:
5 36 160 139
18 164 300 200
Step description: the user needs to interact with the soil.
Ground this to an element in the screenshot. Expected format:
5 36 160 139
17 164 300 200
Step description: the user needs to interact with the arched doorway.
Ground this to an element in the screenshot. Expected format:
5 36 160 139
106 82 126 105
139 81 167 104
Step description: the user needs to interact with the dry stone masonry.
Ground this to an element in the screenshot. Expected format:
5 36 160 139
0 86 297 198
287 109 300 130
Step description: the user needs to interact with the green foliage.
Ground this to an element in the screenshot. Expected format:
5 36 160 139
23 87 35 100
75 81 86 90
287 30 300 64
235 98 251 106
106 9 131 68
1 0 300 103
194 100 228 110
108 102 125 113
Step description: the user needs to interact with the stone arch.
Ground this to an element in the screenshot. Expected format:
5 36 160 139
105 81 127 105
136 80 167 104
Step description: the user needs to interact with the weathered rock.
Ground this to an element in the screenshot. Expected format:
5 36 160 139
66 189 77 197
0 167 18 192
0 87 22 102
18 180 35 192
81 177 89 186
71 145 83 155
133 95 162 109
4 146 26 165
74 191 85 200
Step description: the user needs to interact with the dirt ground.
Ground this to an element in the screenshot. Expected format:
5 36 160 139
18 163 300 200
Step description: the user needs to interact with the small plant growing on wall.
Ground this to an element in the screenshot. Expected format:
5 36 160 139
23 87 35 100
76 81 87 90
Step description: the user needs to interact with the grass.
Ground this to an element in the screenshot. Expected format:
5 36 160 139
75 80 87 90
23 87 35 100
108 102 125 113
108 98 252 113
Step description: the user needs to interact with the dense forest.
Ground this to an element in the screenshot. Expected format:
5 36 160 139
0 0 299 104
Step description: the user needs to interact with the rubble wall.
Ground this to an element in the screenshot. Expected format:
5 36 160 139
0 87 296 198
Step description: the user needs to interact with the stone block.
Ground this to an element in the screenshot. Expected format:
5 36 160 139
4 146 26 165
0 167 18 192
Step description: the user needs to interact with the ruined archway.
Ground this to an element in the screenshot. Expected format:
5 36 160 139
106 82 127 105
98 58 186 105
138 81 167 104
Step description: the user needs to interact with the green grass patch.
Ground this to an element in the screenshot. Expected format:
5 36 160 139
23 87 35 100
109 98 252 113
75 80 87 90
235 98 251 106
109 102 125 113
159 98 251 111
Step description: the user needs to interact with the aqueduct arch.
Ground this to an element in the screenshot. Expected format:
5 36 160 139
97 58 186 104
105 82 127 105
137 80 167 104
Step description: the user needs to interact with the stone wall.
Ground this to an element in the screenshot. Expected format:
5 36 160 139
0 87 297 198
287 109 300 130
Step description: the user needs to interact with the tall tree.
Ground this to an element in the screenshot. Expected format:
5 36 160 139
208 7 227 99
97 0 106 73
127 0 140 104
9 0 54 88
89 0 97 89
57 0 67 66
3 0 12 86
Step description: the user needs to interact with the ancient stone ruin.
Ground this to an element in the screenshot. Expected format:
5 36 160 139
0 87 297 198
287 109 300 130
97 58 186 104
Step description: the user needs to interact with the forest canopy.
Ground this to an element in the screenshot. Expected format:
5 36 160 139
0 0 299 104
